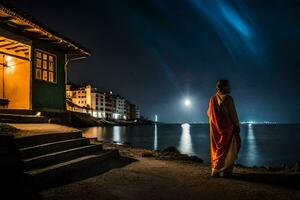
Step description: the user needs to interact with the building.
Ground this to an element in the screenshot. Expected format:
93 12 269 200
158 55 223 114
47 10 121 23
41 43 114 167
125 100 131 120
125 100 140 120
66 84 106 118
129 103 137 120
136 107 140 119
92 90 106 118
0 2 90 113
112 95 126 120
67 84 140 120
103 91 113 119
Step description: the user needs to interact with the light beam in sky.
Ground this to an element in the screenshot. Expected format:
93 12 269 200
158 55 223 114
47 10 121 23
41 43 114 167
219 3 251 38
189 0 266 65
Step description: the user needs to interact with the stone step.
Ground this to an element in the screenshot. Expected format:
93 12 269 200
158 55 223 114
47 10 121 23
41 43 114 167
0 113 48 123
0 109 36 115
23 144 103 170
26 150 119 190
20 138 90 159
15 131 83 148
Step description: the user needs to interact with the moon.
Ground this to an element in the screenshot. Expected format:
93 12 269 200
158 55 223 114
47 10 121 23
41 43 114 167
184 98 191 107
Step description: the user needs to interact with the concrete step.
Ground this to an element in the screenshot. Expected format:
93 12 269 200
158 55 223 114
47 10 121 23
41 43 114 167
0 113 48 123
20 138 90 159
23 144 103 170
0 109 36 115
15 131 83 148
26 150 119 190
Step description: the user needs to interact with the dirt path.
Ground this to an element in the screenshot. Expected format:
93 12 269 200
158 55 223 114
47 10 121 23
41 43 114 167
41 146 300 200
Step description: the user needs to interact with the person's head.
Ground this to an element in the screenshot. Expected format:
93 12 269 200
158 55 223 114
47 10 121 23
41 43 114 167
216 80 231 94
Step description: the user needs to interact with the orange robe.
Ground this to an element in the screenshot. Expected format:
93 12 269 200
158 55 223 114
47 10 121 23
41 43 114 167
207 92 241 175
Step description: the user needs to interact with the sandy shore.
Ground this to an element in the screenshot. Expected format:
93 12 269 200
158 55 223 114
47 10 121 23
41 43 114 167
41 142 300 200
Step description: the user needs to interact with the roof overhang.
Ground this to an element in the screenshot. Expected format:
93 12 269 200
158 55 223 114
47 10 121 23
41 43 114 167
0 1 91 57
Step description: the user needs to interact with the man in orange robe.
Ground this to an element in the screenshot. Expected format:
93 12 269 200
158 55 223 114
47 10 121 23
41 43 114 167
207 80 241 177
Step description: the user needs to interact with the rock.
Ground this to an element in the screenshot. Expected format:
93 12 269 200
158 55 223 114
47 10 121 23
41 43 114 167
161 146 180 155
188 156 204 163
48 117 65 124
234 164 245 168
267 166 284 171
142 152 155 157
0 123 19 134
123 142 131 146
294 162 300 170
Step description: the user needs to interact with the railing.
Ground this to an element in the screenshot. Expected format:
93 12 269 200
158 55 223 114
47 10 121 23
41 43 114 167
0 98 9 108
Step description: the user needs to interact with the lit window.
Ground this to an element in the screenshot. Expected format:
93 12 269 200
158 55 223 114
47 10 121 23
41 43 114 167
35 69 41 79
42 70 47 81
36 51 42 58
35 50 56 83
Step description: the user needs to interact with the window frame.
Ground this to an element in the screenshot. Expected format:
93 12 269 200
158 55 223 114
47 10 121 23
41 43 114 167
34 49 57 84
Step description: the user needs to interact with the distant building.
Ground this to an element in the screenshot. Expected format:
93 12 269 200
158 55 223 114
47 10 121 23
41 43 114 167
136 107 140 119
124 100 140 120
66 84 106 118
66 84 140 120
125 100 131 120
104 91 113 119
113 95 126 119
130 104 137 120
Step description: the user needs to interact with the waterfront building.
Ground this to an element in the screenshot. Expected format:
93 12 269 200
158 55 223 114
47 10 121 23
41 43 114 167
125 100 140 120
136 107 140 119
66 84 106 118
104 91 113 119
67 84 140 120
112 95 126 119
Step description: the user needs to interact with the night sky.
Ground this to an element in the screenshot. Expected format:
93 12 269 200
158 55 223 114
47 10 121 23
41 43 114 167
10 0 300 123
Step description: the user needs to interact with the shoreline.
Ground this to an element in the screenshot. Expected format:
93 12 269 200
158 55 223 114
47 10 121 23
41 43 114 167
2 123 299 170
94 140 300 173
1 123 300 199
42 141 300 200
69 111 155 127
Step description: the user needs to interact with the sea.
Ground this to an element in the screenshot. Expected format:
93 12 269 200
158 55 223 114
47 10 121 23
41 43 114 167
82 123 300 167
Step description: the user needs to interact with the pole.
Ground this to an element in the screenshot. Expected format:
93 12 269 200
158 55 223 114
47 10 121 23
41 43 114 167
64 55 87 85
2 55 5 98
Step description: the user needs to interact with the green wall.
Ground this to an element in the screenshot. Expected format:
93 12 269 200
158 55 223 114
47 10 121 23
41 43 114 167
31 42 66 112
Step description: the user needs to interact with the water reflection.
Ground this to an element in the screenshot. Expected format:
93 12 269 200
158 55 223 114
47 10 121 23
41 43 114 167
245 123 258 165
81 124 300 166
113 126 127 144
154 124 158 150
179 123 194 155
83 127 104 141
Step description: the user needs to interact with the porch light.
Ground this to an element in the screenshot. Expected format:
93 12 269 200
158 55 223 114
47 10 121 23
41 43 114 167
4 55 12 63
4 56 15 72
